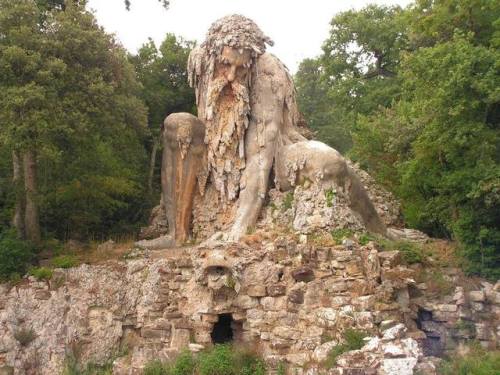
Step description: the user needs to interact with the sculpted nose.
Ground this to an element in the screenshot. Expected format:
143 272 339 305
227 66 236 82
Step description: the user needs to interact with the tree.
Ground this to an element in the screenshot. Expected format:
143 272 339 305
0 0 149 240
124 0 169 11
347 1 500 278
130 35 195 196
295 5 408 153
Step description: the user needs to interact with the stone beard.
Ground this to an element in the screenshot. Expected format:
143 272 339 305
205 73 251 201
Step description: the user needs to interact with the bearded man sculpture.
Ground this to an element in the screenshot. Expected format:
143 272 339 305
145 15 387 248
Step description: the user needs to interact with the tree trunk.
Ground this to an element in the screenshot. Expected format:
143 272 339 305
147 136 160 196
11 150 25 238
23 150 41 244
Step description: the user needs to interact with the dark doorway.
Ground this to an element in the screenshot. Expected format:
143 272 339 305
211 314 233 344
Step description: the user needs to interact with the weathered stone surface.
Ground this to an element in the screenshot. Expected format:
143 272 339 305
267 284 286 297
292 267 315 282
288 289 305 304
378 251 401 267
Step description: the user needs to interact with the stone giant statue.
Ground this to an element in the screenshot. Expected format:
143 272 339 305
147 15 387 247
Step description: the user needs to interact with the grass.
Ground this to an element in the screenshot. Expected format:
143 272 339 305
323 329 366 369
29 267 53 281
324 188 335 207
378 238 424 264
438 342 500 375
276 361 287 375
282 192 294 211
330 228 353 245
358 233 376 246
144 344 266 375
52 255 78 269
14 327 37 346
62 343 127 375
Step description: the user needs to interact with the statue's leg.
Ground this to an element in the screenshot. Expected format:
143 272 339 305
162 113 206 245
276 141 387 236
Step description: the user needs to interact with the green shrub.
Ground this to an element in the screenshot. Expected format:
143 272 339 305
169 350 196 375
358 233 375 246
0 230 35 281
29 267 53 281
14 327 37 346
439 343 500 375
52 255 78 269
276 361 287 375
379 239 423 264
143 344 267 375
324 329 366 368
330 228 353 245
198 344 234 375
233 347 266 375
143 360 168 375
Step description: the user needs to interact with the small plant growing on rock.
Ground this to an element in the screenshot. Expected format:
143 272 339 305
29 267 53 281
276 361 287 375
358 233 375 246
143 360 168 375
330 228 353 245
324 188 335 207
282 192 294 211
378 239 423 264
14 327 36 346
323 329 366 368
52 255 78 269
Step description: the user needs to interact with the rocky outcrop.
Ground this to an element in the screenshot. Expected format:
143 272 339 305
0 236 498 374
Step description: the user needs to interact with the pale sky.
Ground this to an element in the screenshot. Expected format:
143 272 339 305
86 0 412 73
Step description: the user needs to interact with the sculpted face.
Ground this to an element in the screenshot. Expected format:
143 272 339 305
216 46 252 83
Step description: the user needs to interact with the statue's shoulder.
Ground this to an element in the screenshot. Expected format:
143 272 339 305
255 53 292 80
254 53 294 98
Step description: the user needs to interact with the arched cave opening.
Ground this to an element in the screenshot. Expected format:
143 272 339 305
211 314 235 344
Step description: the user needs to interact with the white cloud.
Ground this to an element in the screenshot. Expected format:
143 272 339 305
86 0 412 73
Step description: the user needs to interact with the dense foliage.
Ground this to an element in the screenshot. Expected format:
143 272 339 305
143 345 266 375
296 0 500 278
0 0 194 254
0 230 35 281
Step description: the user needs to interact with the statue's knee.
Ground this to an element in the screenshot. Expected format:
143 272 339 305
164 112 205 148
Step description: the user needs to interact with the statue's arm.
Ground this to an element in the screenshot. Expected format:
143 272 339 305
228 111 280 240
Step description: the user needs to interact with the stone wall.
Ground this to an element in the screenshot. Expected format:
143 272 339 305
0 237 498 374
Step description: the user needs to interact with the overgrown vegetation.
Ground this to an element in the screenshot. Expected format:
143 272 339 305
378 239 424 265
144 345 266 375
330 229 353 245
324 188 335 207
296 0 500 279
323 329 367 368
281 192 294 211
52 255 78 269
29 267 53 281
0 230 35 281
438 342 500 375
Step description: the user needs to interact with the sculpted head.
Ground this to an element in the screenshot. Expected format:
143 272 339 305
188 14 273 102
